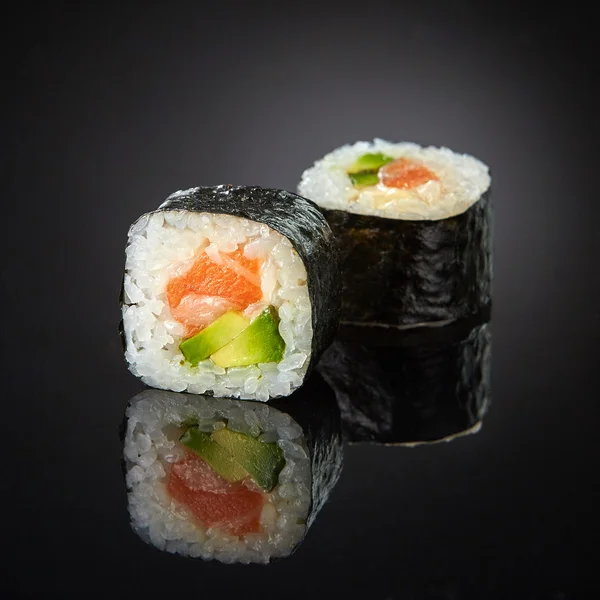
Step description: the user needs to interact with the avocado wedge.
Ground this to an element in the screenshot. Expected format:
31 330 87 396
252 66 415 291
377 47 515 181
180 311 250 366
211 427 286 492
347 152 395 188
180 426 249 482
210 306 285 368
347 152 395 173
348 171 380 187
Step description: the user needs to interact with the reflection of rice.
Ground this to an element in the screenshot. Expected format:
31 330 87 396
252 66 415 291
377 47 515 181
122 211 312 400
124 391 312 564
299 139 490 221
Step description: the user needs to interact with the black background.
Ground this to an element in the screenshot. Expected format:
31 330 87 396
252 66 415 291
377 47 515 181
3 2 599 599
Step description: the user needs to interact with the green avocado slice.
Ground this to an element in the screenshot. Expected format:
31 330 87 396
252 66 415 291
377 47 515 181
347 152 395 188
347 152 395 173
180 426 249 482
210 306 285 368
211 427 286 492
348 171 380 187
180 311 250 366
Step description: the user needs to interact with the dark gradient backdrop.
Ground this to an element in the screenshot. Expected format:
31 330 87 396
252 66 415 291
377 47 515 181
3 3 599 599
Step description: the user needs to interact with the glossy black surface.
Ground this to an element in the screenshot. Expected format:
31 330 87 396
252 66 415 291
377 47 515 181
4 3 599 599
318 320 491 444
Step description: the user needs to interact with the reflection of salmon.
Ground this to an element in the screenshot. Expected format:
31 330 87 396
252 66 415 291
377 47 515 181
167 451 264 537
379 158 438 190
167 247 262 338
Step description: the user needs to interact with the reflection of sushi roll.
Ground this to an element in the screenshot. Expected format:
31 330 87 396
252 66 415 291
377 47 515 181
121 185 340 400
122 374 343 563
298 140 492 327
317 317 492 445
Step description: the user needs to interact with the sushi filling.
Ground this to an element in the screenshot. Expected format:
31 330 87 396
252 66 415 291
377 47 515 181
298 139 490 220
123 211 312 399
167 239 286 368
165 421 286 537
124 394 312 563
166 245 265 339
348 152 440 198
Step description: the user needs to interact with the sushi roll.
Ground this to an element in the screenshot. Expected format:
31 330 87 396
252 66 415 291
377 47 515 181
121 185 340 400
121 373 343 564
298 139 492 328
317 315 492 445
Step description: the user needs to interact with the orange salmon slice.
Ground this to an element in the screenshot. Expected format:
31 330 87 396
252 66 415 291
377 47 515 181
170 295 240 339
166 246 263 336
379 157 438 190
167 452 265 537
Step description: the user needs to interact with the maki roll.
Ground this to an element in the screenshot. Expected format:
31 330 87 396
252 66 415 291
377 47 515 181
317 316 492 445
121 185 340 400
298 139 492 327
121 374 343 563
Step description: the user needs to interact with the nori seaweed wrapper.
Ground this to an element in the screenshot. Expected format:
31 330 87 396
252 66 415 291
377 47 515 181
316 317 492 445
120 185 341 384
322 189 492 327
120 372 343 560
269 372 344 526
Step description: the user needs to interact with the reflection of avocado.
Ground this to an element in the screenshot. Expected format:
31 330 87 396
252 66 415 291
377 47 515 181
180 311 249 366
210 306 285 368
211 427 285 492
180 426 249 482
181 423 287 491
347 152 394 187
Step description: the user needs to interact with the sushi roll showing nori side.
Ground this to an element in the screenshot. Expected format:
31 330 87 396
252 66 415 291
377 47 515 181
121 373 343 564
298 139 492 328
317 315 492 445
121 185 341 400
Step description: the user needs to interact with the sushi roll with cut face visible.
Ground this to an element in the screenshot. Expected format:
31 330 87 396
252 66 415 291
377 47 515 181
298 139 492 328
121 185 340 400
122 374 343 564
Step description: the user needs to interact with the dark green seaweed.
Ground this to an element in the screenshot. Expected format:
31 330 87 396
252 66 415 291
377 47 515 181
322 189 492 327
120 372 343 562
120 185 341 393
316 318 492 445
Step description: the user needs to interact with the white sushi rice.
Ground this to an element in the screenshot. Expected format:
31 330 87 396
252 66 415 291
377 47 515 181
124 391 312 564
298 139 491 221
122 208 312 400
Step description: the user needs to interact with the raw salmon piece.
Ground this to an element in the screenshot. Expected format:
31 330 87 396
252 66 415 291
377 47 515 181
166 247 263 322
379 157 438 190
167 452 265 537
170 294 240 338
